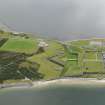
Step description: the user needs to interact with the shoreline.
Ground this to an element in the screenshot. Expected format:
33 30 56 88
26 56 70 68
1 78 105 90
65 37 105 44
32 78 105 87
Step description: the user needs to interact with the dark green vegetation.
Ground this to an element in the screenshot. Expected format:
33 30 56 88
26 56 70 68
0 51 43 83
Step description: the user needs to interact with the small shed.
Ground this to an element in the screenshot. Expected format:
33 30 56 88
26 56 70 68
37 39 48 53
38 41 48 48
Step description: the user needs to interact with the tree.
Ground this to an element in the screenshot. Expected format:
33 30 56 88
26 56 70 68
0 51 44 83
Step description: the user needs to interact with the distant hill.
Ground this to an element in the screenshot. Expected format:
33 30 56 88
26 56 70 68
0 22 11 32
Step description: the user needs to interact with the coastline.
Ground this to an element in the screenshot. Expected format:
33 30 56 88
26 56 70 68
32 78 105 87
1 78 105 90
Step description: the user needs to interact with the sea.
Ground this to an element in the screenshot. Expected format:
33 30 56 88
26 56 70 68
0 84 105 105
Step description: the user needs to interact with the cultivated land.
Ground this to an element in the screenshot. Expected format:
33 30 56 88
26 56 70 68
61 39 105 79
0 30 105 84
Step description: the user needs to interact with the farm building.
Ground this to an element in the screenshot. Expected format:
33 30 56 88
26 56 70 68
90 41 103 46
36 39 49 53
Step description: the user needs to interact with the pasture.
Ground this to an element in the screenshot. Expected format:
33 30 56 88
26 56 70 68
0 37 37 53
62 39 105 79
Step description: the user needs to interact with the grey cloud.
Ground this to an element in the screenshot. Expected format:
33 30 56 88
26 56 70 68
0 0 105 40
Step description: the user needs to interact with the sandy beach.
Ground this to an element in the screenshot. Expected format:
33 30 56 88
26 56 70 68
1 78 105 90
32 78 105 87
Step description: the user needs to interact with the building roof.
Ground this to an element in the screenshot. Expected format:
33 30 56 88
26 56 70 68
90 41 103 46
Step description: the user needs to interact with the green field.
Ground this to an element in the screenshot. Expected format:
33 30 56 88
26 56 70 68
0 33 105 81
28 53 61 80
61 39 105 78
0 38 37 53
0 36 64 80
27 40 64 80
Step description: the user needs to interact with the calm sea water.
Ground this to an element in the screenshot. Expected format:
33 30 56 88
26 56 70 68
0 84 105 105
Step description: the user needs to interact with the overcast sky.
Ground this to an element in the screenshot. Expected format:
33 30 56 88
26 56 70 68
0 0 105 40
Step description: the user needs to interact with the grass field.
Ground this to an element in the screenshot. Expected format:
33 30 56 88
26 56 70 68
0 36 64 80
27 40 64 80
28 53 61 80
1 34 105 80
0 37 37 53
61 39 105 78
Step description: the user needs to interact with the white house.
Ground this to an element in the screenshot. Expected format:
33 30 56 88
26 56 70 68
37 39 48 48
90 41 103 46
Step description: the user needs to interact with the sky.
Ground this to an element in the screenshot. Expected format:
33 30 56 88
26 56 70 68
0 0 105 40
